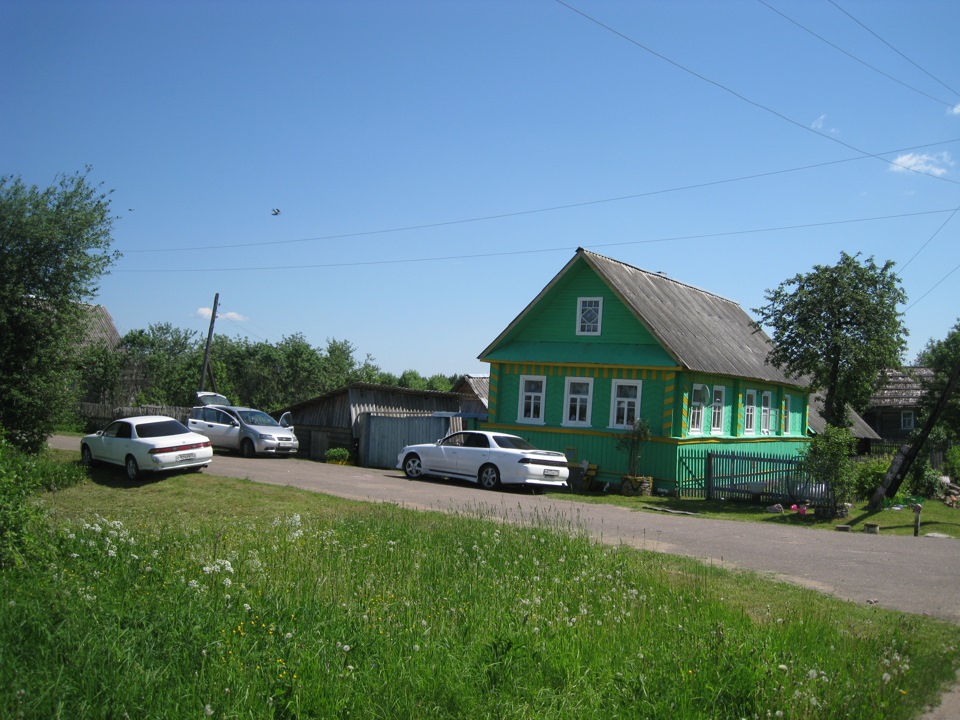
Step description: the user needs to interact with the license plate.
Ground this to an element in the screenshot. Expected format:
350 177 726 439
177 453 196 461
277 442 291 448
543 469 560 477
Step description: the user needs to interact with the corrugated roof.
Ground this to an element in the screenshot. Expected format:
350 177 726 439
482 249 800 386
807 392 880 440
82 304 121 347
581 250 800 384
453 374 490 407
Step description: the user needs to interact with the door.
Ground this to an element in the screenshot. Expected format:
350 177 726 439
189 408 240 449
456 432 491 478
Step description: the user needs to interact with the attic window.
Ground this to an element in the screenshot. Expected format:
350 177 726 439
577 297 602 336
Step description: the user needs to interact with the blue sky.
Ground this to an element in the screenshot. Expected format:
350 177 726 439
3 0 958 378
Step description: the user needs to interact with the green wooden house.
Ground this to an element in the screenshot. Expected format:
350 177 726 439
478 248 811 492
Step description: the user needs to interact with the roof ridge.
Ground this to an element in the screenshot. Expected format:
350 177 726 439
578 248 738 305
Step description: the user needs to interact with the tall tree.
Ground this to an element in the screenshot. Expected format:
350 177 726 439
0 170 118 452
753 252 907 428
915 319 960 441
120 323 202 406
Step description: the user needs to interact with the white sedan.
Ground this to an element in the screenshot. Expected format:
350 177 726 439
397 431 569 490
81 416 213 481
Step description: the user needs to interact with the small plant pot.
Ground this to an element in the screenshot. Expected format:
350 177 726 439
620 476 653 497
863 523 880 534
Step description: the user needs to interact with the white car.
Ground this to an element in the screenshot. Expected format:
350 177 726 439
397 431 569 490
81 416 213 481
187 392 298 457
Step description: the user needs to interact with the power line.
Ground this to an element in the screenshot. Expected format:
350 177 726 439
905 261 960 311
899 206 960 272
828 0 960 101
118 138 959 254
758 0 957 108
113 207 957 274
551 0 960 185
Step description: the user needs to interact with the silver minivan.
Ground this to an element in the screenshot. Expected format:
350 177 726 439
187 393 298 458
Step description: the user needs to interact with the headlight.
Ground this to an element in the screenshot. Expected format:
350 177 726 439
258 434 274 440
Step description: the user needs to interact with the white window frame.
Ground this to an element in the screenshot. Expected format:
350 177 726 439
610 380 642 429
577 297 603 336
783 395 792 434
517 375 546 425
689 384 706 435
562 376 594 427
901 410 915 431
744 389 757 435
760 392 772 435
709 386 725 435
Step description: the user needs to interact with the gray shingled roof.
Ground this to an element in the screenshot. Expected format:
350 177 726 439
869 367 932 408
580 250 801 386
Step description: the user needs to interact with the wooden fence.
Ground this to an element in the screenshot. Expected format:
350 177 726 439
77 403 190 433
675 448 833 507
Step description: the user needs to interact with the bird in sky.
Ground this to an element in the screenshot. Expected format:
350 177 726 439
271 208 281 215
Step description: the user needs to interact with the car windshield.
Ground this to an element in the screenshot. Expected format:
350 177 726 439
237 410 280 427
492 435 536 450
136 419 190 438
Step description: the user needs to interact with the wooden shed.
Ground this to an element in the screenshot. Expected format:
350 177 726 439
277 383 466 466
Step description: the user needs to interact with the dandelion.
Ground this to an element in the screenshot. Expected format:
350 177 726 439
204 704 214 716
882 673 892 683
778 665 788 671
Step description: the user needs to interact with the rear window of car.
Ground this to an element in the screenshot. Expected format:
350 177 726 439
135 420 190 438
492 435 535 450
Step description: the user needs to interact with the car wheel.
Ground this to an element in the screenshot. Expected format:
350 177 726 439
240 438 256 458
125 455 140 481
478 464 501 490
402 453 424 479
80 444 96 468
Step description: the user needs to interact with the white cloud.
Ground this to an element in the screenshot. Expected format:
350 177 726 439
950 103 960 116
889 151 954 176
811 113 838 134
195 307 249 322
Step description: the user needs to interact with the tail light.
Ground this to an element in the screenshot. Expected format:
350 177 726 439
149 440 211 455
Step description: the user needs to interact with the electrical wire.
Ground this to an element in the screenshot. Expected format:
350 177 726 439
117 138 959 254
758 0 957 108
112 207 957 274
828 0 960 100
551 0 960 185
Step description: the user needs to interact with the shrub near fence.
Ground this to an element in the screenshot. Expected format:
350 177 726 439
77 403 190 433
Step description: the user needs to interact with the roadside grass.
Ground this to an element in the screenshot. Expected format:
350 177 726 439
551 490 960 538
2 459 959 719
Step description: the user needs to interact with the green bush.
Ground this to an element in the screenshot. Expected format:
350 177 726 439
853 456 891 501
0 435 87 569
943 445 960 483
908 465 945 500
324 447 352 465
802 425 856 514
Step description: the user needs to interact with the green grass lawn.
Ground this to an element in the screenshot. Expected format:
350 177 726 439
3 454 959 718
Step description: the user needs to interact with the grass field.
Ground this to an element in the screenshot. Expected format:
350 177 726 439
2 456 960 718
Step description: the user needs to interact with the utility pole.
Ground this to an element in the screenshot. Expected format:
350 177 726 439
199 292 219 392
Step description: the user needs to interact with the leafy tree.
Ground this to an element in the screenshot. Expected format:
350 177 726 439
914 319 960 442
753 252 907 428
120 323 202 406
0 171 118 452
